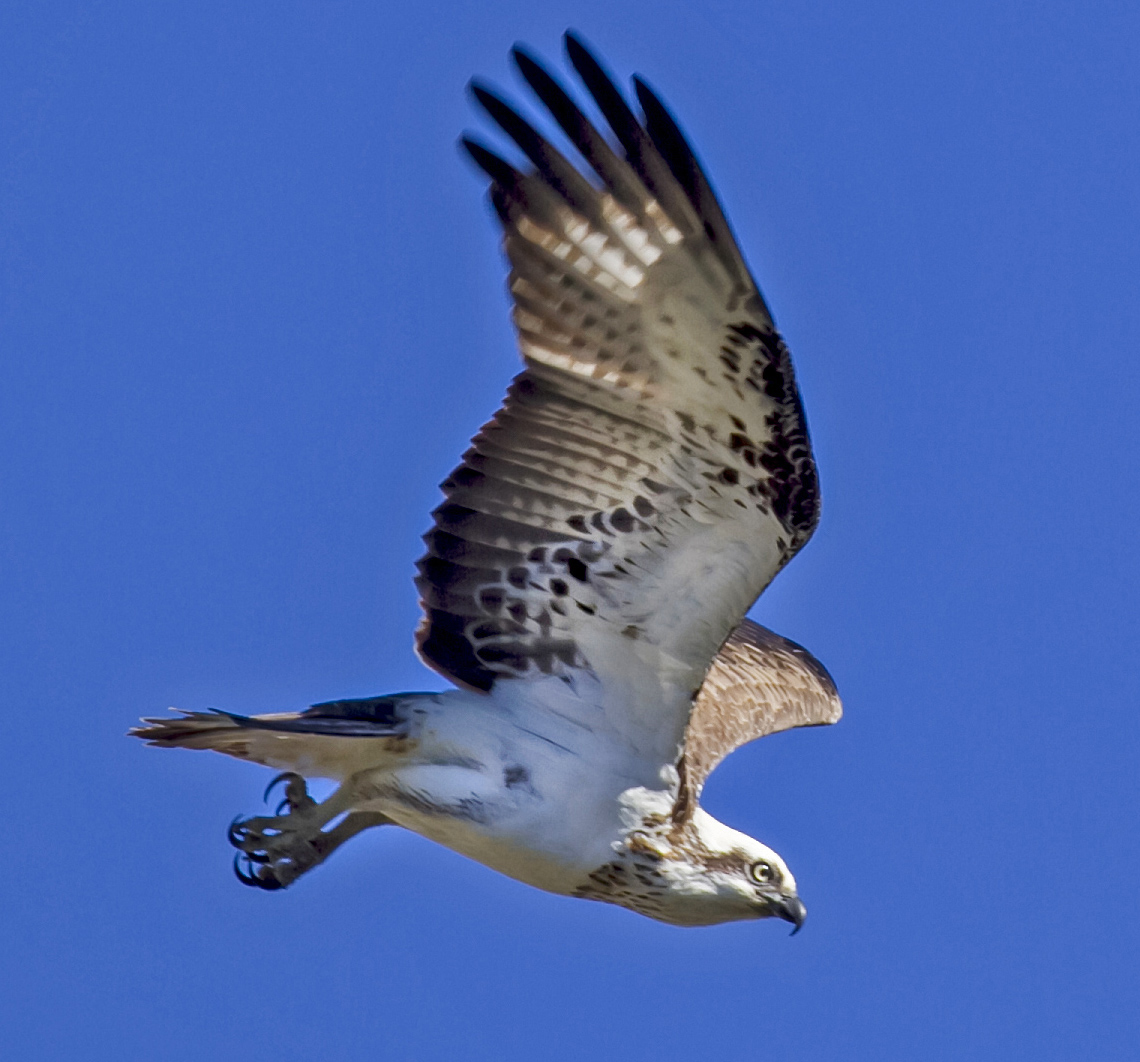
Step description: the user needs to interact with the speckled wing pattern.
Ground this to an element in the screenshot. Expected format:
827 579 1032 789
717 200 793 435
415 36 820 748
683 619 841 799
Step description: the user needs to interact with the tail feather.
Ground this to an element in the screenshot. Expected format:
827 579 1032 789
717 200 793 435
131 709 258 753
209 706 404 738
130 698 416 779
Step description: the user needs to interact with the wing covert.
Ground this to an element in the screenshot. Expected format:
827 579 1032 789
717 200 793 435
681 618 841 803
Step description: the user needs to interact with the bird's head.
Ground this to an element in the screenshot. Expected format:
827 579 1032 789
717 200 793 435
607 806 806 929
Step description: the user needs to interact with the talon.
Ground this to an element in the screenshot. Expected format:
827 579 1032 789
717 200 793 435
233 853 284 891
233 853 259 887
224 775 338 893
228 816 248 849
264 772 297 805
263 771 313 813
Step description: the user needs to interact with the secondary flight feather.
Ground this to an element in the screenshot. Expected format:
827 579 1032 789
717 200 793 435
133 32 840 929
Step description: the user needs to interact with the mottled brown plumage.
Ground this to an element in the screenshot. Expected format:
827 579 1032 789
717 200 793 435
677 619 842 821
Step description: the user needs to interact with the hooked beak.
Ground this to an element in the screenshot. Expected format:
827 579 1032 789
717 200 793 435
774 894 807 935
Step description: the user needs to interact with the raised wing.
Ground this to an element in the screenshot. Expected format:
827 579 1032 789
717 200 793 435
680 619 841 807
415 35 820 759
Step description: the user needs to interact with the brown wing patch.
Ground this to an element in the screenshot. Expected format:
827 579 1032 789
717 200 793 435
678 618 841 807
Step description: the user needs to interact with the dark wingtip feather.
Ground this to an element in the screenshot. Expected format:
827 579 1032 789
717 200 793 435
632 76 686 152
563 31 625 116
512 44 596 152
563 28 585 54
563 30 634 128
467 77 495 106
562 29 593 66
510 41 541 71
511 44 571 116
633 76 699 197
632 73 751 283
470 82 544 162
459 135 521 188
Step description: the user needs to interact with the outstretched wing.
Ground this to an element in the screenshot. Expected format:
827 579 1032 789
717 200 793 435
681 619 841 802
415 35 819 759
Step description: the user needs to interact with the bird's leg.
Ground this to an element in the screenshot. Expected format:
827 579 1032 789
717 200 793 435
228 772 391 891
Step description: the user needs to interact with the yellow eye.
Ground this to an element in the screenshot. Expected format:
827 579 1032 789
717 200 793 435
750 860 776 884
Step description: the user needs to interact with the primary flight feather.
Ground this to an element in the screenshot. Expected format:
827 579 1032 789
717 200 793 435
133 32 840 929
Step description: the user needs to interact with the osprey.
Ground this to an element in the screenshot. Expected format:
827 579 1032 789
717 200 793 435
133 33 841 929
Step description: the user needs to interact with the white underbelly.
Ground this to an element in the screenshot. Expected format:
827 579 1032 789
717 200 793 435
352 677 666 895
386 806 602 895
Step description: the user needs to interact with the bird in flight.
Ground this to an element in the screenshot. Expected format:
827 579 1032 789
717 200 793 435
133 32 840 929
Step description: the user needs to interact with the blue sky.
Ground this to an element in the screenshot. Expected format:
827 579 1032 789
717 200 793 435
3 1 1138 1059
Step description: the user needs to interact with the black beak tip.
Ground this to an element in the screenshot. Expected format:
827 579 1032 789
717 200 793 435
782 896 807 935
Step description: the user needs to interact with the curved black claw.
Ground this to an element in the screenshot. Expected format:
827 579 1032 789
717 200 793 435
228 815 248 848
228 813 275 864
233 852 258 886
262 771 314 814
263 772 296 805
233 853 284 891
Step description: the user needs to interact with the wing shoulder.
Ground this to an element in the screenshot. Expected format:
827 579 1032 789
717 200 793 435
681 618 841 796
